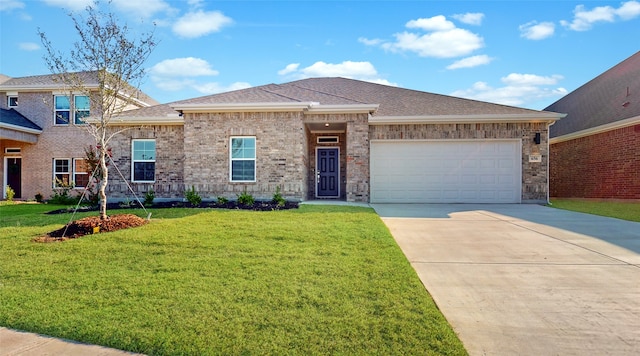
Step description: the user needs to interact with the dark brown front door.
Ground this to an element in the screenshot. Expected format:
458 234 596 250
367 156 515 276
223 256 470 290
7 158 22 199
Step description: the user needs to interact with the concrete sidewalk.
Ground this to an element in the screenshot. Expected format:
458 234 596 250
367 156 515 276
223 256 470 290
0 327 141 355
373 204 640 355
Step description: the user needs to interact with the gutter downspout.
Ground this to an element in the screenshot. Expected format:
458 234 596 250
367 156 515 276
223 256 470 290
546 120 556 206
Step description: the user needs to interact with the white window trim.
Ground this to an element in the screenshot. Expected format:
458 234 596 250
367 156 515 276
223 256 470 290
131 139 156 183
7 95 18 107
229 136 257 182
53 158 72 188
73 158 89 188
53 94 90 126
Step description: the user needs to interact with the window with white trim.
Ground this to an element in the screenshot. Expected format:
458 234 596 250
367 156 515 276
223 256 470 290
7 96 18 107
74 159 89 188
230 137 256 182
53 159 71 187
54 95 90 125
132 139 156 182
53 158 89 188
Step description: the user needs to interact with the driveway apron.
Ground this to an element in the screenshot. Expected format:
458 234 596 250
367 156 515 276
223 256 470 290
372 204 640 356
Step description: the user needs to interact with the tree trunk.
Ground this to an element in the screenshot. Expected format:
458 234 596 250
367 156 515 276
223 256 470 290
99 140 109 220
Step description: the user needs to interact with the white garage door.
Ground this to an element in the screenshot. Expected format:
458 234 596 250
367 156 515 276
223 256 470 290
370 140 521 203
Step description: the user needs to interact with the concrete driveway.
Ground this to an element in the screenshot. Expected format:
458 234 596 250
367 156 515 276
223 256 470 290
372 204 640 356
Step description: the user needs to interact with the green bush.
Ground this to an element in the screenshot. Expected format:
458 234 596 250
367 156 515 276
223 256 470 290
5 185 15 202
35 192 44 203
272 186 286 207
217 196 229 204
185 186 202 206
144 189 155 206
49 179 80 205
237 189 254 206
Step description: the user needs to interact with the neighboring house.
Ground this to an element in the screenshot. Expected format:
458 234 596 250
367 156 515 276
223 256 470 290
546 51 640 200
0 71 158 200
2 74 564 204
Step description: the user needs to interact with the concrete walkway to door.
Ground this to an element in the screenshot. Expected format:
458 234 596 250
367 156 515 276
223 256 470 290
372 204 640 356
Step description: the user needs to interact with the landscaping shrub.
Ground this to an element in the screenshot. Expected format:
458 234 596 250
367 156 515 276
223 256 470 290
185 186 202 206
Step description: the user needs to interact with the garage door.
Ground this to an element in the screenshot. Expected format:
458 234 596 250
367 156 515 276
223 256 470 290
370 140 521 203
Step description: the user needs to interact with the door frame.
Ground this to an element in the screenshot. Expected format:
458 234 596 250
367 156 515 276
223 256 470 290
4 156 22 199
315 147 340 198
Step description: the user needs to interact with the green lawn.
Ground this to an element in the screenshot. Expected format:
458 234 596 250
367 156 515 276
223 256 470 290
550 199 640 222
0 203 466 355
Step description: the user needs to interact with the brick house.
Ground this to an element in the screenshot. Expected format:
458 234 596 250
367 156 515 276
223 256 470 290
546 51 640 200
0 72 158 200
2 74 564 204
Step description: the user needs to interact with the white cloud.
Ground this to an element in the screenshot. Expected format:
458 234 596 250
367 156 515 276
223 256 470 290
0 0 24 11
365 15 484 58
150 57 219 77
277 63 300 75
446 55 493 70
406 15 456 31
561 1 640 31
450 73 567 107
172 10 233 38
41 0 92 11
358 37 383 46
278 61 397 86
111 0 173 19
452 12 484 26
18 42 39 51
519 21 555 40
617 0 640 19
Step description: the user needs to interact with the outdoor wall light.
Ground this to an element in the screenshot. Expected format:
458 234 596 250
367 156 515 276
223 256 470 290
534 132 541 145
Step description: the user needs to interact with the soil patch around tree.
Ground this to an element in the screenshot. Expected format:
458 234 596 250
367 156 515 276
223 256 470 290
34 214 148 243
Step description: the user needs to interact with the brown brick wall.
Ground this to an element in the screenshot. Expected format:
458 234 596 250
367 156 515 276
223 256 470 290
550 124 640 199
369 122 550 202
183 111 308 201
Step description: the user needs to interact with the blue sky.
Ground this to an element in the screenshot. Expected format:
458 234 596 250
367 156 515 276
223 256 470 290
1 0 639 110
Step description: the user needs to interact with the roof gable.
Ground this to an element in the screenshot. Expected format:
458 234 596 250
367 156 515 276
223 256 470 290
545 51 640 138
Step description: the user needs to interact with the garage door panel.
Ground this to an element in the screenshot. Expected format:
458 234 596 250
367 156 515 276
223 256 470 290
371 140 521 203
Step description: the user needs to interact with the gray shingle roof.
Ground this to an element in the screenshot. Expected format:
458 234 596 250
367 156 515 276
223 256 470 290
545 51 640 138
0 108 43 131
171 77 552 117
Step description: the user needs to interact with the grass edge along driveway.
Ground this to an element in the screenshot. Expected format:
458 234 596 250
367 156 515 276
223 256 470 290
0 204 467 355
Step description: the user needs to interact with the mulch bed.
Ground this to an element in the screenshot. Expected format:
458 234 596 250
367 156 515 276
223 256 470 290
37 200 299 242
34 214 148 243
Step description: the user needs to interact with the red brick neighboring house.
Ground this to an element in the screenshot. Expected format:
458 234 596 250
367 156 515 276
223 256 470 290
546 51 640 200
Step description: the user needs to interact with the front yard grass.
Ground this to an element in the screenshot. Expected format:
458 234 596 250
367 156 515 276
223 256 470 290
0 203 466 355
550 199 640 222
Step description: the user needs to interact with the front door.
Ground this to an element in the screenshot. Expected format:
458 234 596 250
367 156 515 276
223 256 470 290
6 158 22 199
316 148 339 198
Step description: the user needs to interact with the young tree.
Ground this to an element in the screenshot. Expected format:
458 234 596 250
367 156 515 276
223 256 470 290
39 0 157 220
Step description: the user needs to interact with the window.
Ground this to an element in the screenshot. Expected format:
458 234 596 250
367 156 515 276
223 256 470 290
132 139 156 182
53 159 71 187
53 158 89 188
230 137 256 182
74 159 89 188
74 95 90 124
7 96 17 107
54 96 70 125
54 95 90 125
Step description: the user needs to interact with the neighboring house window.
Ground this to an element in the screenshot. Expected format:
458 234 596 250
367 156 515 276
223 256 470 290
54 95 90 125
53 158 89 188
53 159 71 187
74 159 89 188
230 137 256 182
7 96 18 107
74 95 90 124
132 139 156 182
54 96 71 125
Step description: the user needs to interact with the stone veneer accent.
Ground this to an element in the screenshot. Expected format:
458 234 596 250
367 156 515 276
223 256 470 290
369 122 550 202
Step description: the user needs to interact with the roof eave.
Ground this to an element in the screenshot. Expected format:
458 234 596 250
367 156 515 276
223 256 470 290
0 122 43 134
369 113 566 125
550 115 640 144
